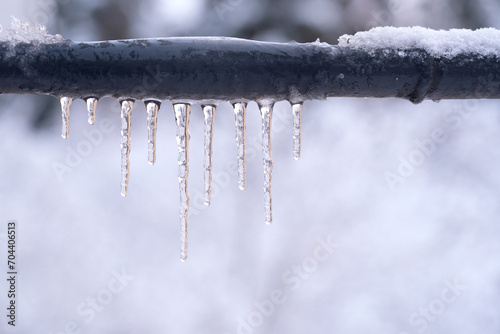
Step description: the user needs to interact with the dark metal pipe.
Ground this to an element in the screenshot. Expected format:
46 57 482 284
1 37 500 103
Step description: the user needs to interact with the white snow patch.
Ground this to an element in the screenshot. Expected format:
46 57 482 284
0 17 63 45
338 26 500 58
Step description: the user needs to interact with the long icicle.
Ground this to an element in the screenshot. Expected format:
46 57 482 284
86 97 98 125
233 102 247 190
174 103 191 262
292 103 302 160
146 101 160 165
120 100 134 197
203 105 216 205
60 97 73 139
260 104 274 225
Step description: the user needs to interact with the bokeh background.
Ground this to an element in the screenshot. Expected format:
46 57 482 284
1 0 500 333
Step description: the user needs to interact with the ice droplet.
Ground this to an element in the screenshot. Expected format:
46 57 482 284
203 105 216 205
233 102 247 190
60 97 72 139
260 104 273 225
120 100 134 197
86 97 98 125
292 103 302 160
174 103 191 262
146 101 160 165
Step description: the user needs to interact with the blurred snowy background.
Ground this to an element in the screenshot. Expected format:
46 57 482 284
1 0 500 333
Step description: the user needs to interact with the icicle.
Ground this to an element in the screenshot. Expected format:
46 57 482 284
120 100 134 197
260 104 274 225
174 103 191 262
146 101 160 165
203 105 216 205
292 103 302 160
86 97 98 125
60 97 73 139
233 102 247 190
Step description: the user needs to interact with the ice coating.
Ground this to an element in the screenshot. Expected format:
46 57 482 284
174 104 191 262
0 17 63 45
260 104 273 225
60 97 72 139
338 26 500 59
146 101 160 165
120 100 134 197
203 105 216 205
233 103 247 191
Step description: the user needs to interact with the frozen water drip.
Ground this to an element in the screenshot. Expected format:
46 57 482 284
203 105 216 205
120 100 134 197
86 97 98 125
260 104 274 225
146 101 160 165
60 97 72 139
174 103 191 262
233 102 247 191
292 103 302 160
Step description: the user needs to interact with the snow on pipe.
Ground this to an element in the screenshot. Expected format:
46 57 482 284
2 37 500 102
0 37 500 104
3 27 500 260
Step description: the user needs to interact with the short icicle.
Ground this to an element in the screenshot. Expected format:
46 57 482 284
174 103 191 262
120 100 134 197
203 105 216 205
146 101 160 165
292 103 302 160
86 98 98 125
260 104 274 225
60 97 73 139
233 102 247 190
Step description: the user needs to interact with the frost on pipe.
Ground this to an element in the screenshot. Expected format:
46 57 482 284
3 22 500 260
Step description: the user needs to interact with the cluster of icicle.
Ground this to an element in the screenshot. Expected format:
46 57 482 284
60 97 302 261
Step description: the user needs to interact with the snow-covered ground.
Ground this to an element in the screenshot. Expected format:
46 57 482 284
1 1 500 333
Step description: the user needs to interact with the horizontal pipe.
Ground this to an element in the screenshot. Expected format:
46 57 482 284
1 37 500 103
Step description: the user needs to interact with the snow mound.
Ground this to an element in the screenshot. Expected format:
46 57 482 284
338 26 500 59
0 17 63 45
